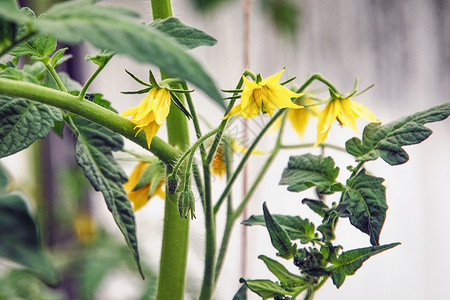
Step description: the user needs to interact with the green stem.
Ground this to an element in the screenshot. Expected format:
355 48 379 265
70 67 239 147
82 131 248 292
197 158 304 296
44 62 67 92
296 74 339 94
78 55 113 99
214 108 286 214
0 78 178 164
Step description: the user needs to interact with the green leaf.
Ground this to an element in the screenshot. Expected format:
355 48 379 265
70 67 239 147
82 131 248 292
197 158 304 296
330 242 400 288
0 67 40 84
239 278 293 299
262 202 296 259
85 49 114 66
301 198 329 218
29 0 221 101
0 193 58 285
242 214 315 244
258 255 305 289
343 170 387 246
149 17 217 49
280 154 340 193
49 47 68 67
317 211 339 242
9 33 56 61
346 102 450 165
0 164 9 192
69 115 143 278
0 96 62 158
133 161 164 192
0 0 27 24
232 285 248 300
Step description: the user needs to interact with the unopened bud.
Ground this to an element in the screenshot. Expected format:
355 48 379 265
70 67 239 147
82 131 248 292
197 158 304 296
178 190 196 220
167 173 179 194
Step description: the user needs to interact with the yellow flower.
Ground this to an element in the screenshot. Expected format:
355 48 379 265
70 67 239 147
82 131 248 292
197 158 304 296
73 212 98 245
315 97 378 146
223 69 303 119
211 144 226 178
121 87 171 148
124 161 165 211
287 95 319 139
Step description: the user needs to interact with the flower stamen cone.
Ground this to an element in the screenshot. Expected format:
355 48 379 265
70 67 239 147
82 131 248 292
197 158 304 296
315 97 378 146
121 87 171 148
223 69 303 119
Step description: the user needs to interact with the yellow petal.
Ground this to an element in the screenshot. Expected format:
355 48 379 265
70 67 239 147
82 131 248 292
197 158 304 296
315 100 341 146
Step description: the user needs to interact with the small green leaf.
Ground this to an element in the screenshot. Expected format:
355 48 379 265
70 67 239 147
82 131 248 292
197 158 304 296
0 67 40 84
69 115 143 278
263 202 296 259
343 170 387 246
330 242 400 288
280 154 340 193
0 96 62 158
85 49 114 66
258 255 305 289
133 161 164 192
149 17 217 49
346 102 450 165
301 198 329 217
242 214 315 244
0 193 58 285
239 278 293 299
317 211 339 242
49 47 68 67
0 0 28 24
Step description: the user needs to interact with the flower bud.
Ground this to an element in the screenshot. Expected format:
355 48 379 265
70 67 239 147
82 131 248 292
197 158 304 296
167 173 179 194
178 190 196 220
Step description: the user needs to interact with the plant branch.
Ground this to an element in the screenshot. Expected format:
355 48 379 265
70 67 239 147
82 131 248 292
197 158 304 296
0 78 179 163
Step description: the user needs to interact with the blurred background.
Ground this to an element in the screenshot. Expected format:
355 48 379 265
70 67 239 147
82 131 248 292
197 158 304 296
1 0 449 299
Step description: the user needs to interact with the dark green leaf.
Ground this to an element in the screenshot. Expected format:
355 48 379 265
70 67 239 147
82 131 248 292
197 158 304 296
69 115 143 278
317 211 339 242
149 17 217 49
343 170 387 246
232 285 247 300
0 193 58 285
346 102 450 165
84 93 117 113
29 0 221 101
258 255 305 289
263 202 296 258
301 198 329 217
239 278 293 299
280 154 340 193
0 164 9 191
242 214 315 244
0 96 62 158
330 242 400 288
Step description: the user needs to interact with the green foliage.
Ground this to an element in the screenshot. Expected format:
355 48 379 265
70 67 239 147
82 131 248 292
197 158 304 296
258 255 305 289
134 160 164 192
261 0 301 36
346 102 450 165
149 17 217 49
0 174 58 285
0 165 8 191
279 154 343 194
232 285 248 300
0 96 62 158
68 115 144 278
263 202 297 259
9 33 56 61
0 0 221 101
343 169 387 246
242 214 315 244
329 243 400 288
239 278 294 299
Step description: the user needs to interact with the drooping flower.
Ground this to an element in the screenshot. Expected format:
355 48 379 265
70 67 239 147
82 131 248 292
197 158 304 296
287 94 320 139
121 87 171 148
124 161 165 211
315 97 378 146
223 69 303 119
